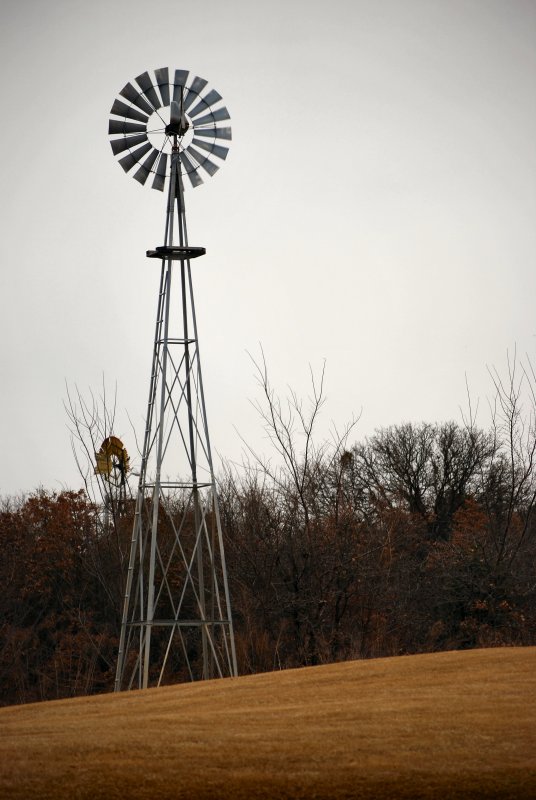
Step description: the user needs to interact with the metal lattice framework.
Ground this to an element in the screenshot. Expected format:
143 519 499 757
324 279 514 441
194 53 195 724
111 69 237 690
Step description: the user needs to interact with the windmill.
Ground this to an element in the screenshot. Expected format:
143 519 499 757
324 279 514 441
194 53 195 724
94 435 130 519
109 68 237 690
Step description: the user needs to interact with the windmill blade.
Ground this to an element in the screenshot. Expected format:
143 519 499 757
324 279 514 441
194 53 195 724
191 137 229 160
184 76 208 110
188 89 223 119
119 141 152 173
133 148 160 185
154 67 170 105
192 107 230 127
186 145 220 177
179 150 195 173
194 126 232 141
173 69 189 102
119 82 154 116
180 151 204 187
181 161 203 189
186 169 204 188
111 133 149 156
135 71 162 110
152 152 168 191
110 99 149 123
109 119 147 135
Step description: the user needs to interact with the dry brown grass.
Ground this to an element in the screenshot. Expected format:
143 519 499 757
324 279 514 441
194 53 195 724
1 647 535 799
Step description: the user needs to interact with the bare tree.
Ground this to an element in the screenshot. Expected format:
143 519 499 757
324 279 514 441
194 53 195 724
241 349 359 525
485 349 536 568
223 350 368 666
64 380 133 615
350 421 495 540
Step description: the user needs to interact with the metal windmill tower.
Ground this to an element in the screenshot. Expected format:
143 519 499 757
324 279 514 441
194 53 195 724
109 68 237 690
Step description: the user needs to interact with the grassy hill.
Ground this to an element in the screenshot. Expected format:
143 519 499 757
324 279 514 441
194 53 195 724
0 647 535 799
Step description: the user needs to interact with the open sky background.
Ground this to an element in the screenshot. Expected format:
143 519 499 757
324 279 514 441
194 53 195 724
0 0 535 495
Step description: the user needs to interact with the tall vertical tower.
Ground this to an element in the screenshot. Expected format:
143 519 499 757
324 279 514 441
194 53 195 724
108 68 237 690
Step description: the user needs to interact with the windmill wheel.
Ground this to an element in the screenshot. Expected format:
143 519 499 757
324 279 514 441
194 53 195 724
108 68 231 192
95 436 130 487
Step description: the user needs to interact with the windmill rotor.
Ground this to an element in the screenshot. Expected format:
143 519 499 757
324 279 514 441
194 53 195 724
95 436 130 488
108 68 231 191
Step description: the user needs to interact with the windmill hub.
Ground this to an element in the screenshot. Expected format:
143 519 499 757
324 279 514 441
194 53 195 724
145 109 194 152
165 111 190 138
165 120 189 136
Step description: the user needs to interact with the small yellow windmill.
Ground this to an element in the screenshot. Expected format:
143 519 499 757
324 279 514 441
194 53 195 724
95 436 130 515
95 436 130 484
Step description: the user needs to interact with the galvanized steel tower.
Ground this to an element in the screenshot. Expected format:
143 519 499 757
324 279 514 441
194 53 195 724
109 68 237 690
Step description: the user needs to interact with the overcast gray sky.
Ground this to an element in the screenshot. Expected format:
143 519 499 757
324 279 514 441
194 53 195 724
0 0 535 495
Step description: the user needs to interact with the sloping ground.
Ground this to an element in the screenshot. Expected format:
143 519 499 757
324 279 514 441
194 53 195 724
0 648 535 799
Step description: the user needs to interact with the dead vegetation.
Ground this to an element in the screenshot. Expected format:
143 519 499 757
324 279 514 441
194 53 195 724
1 647 535 799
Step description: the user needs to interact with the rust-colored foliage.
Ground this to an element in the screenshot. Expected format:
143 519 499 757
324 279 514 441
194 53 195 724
0 491 118 705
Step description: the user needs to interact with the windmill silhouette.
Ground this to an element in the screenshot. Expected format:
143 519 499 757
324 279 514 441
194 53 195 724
109 68 237 690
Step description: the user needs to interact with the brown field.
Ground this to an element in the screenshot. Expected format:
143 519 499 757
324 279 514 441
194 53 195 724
0 647 535 799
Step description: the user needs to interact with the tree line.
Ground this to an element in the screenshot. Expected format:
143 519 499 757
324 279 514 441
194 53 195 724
1 358 535 705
